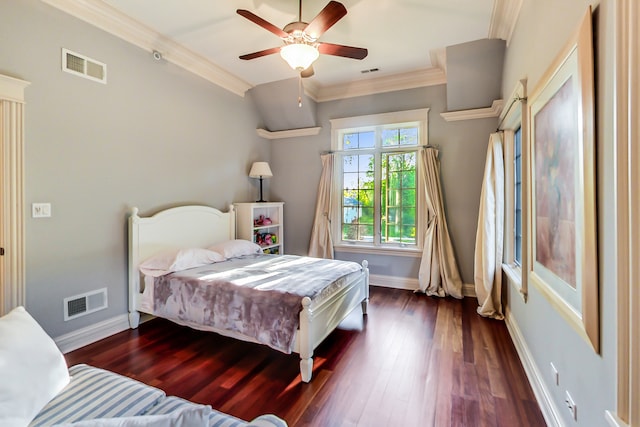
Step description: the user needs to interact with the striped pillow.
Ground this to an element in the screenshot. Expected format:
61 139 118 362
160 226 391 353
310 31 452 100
29 365 164 427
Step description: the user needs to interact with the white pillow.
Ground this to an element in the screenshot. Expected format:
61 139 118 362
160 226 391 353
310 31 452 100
208 239 262 259
0 306 70 427
139 248 225 277
52 405 212 426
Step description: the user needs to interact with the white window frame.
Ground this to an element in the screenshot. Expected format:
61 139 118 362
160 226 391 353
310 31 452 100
330 108 429 257
500 80 528 301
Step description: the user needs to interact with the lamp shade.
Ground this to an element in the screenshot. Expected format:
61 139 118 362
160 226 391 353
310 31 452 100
280 43 319 71
249 162 273 178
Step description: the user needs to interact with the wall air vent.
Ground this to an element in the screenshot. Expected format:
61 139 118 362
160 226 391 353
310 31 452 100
62 48 107 84
64 288 108 321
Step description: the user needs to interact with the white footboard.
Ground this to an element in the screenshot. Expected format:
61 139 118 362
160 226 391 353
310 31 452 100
297 260 369 382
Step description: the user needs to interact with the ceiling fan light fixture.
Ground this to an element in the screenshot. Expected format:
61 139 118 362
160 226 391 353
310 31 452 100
280 43 319 71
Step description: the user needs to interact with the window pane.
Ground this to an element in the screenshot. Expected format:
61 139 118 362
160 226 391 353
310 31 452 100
385 223 401 242
344 133 358 150
360 189 374 206
403 152 416 168
388 171 401 191
359 154 374 172
359 131 375 148
387 207 399 223
360 207 374 224
514 127 523 265
402 225 416 244
402 189 416 207
400 128 418 146
382 129 399 146
342 224 358 241
343 131 375 150
343 155 358 173
402 207 415 226
359 225 374 242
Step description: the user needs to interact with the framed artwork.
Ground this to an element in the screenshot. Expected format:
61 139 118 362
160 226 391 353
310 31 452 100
527 7 599 353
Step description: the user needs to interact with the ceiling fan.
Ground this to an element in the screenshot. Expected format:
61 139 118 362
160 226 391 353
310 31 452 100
237 0 368 78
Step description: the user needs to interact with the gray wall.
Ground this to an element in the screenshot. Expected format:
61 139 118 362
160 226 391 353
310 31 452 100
502 0 616 425
1 0 267 337
270 85 496 285
446 38 505 111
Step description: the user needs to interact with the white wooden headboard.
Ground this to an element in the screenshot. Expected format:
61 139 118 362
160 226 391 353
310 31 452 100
127 205 235 318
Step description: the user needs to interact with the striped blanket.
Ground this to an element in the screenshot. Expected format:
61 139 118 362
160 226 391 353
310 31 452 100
29 364 286 427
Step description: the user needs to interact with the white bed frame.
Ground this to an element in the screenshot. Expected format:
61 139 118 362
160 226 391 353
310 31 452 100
127 204 369 382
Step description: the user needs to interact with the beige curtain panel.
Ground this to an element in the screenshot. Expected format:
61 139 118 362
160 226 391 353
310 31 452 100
308 153 335 259
474 132 505 319
417 148 463 298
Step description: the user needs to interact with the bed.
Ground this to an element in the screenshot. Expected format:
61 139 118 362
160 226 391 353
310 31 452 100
127 204 369 383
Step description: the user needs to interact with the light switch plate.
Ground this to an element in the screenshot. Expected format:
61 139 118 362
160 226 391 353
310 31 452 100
32 203 51 218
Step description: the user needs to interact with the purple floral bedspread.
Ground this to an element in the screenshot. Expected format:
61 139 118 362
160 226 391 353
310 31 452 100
152 254 363 353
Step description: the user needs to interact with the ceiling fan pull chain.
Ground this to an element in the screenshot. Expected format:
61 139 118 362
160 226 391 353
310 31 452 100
298 73 303 108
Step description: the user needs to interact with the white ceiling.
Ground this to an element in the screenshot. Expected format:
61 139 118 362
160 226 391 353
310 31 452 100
46 0 519 97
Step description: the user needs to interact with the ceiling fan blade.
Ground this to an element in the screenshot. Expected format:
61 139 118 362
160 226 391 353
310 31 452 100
301 66 314 78
239 46 282 60
304 1 347 39
236 9 289 39
318 42 368 60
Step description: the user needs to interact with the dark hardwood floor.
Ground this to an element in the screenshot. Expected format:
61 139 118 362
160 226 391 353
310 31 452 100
65 287 546 427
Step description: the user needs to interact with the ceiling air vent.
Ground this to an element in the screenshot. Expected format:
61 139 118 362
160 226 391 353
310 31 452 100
62 48 107 84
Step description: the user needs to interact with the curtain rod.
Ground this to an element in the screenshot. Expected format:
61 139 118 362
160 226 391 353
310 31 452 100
496 96 527 131
321 144 438 155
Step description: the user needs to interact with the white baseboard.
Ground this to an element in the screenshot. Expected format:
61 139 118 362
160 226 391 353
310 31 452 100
462 283 476 297
370 273 476 297
55 314 131 354
369 274 418 290
605 410 629 427
504 307 563 427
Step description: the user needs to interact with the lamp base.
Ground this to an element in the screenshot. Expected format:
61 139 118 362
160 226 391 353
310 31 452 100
256 177 267 203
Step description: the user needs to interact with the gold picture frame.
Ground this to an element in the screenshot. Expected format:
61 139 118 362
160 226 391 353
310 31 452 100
527 7 599 353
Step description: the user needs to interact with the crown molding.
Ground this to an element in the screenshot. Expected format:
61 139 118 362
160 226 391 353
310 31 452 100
41 0 456 102
41 0 251 97
310 67 447 102
429 48 447 73
256 127 322 140
488 0 523 46
440 99 504 122
0 74 31 103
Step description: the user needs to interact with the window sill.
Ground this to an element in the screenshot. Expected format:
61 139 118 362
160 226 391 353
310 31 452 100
334 244 422 258
502 263 527 301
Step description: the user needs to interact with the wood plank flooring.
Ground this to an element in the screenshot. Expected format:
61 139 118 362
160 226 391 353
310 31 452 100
65 287 546 427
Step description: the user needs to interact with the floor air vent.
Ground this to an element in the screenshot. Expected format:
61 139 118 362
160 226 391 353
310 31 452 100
62 48 107 84
64 288 108 321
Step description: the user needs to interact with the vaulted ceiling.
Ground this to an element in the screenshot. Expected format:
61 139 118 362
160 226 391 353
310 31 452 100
43 0 521 99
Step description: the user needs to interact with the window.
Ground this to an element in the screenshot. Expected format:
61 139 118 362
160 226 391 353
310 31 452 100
500 80 527 300
514 126 523 266
330 109 429 253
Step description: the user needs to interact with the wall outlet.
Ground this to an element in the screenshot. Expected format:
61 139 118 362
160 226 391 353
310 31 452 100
32 202 51 218
565 390 577 421
550 362 559 386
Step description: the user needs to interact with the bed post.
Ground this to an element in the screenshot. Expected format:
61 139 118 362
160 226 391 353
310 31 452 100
361 260 369 315
128 207 141 329
299 296 313 383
